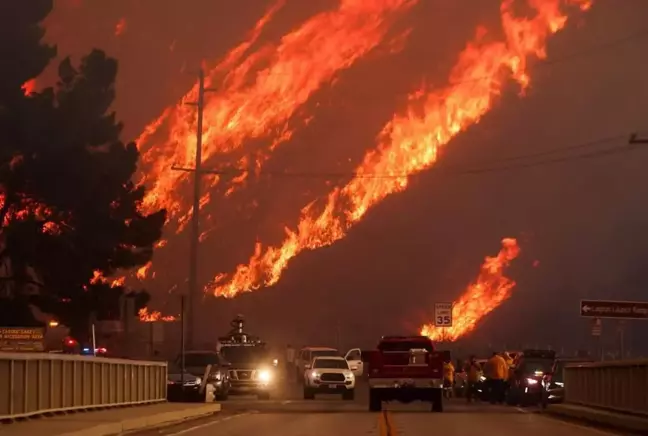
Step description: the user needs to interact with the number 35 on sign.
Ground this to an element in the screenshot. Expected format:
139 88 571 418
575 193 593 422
434 302 454 327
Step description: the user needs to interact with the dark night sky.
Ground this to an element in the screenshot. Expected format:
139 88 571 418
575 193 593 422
43 0 648 355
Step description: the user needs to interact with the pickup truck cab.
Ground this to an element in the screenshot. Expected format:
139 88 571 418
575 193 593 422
364 335 445 412
295 347 340 383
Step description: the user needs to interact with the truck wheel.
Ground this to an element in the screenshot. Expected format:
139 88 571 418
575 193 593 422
432 390 444 412
258 392 271 400
342 390 355 401
303 388 315 400
369 389 382 412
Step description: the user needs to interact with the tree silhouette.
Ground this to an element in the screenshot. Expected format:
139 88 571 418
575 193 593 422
0 1 166 337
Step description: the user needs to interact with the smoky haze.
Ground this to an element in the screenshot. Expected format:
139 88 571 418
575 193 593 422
44 0 648 354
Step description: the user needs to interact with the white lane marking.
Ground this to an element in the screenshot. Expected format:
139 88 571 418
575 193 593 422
165 413 248 436
515 407 618 435
280 400 292 405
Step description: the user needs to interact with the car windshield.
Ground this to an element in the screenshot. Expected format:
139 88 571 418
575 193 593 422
313 359 348 369
181 353 222 367
311 350 339 358
221 346 268 364
520 359 554 375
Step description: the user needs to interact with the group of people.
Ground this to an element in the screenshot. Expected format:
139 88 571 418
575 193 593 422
443 351 515 403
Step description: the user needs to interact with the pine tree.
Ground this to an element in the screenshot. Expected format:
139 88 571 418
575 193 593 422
0 2 166 337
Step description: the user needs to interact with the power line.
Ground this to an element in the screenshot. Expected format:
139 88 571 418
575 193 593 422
457 139 648 175
197 135 648 179
177 133 647 181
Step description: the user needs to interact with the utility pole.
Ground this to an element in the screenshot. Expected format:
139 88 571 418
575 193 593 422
171 70 242 350
172 69 215 350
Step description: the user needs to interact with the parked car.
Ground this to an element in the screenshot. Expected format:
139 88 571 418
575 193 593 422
168 350 231 401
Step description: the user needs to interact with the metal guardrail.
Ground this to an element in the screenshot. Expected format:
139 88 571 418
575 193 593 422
0 352 167 420
563 359 648 416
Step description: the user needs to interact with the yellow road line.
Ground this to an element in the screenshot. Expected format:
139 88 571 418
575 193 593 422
378 410 398 436
378 411 387 436
385 411 398 436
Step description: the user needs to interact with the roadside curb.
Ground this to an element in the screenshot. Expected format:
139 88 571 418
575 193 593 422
545 403 648 434
57 403 222 436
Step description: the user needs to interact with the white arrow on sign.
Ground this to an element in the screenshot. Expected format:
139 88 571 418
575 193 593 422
582 305 592 312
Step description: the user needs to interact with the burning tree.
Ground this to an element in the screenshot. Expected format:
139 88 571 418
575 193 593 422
0 0 166 336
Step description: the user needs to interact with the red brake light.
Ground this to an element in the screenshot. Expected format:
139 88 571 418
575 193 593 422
64 337 77 346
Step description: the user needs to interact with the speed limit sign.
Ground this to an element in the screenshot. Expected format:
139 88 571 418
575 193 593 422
434 302 453 327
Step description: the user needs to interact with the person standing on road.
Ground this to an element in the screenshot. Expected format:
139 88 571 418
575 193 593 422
465 356 481 403
485 352 508 404
443 357 455 399
285 344 296 380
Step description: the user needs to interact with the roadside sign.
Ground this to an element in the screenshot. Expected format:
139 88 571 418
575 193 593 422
580 299 648 319
591 318 601 336
434 302 453 327
0 327 45 352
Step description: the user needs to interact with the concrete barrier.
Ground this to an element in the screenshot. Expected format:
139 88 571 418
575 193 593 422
563 359 648 415
0 352 167 420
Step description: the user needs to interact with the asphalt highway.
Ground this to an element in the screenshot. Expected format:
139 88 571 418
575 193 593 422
136 380 620 436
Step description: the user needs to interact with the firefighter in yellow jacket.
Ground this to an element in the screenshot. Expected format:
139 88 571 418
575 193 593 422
485 352 508 404
464 356 481 403
443 359 455 399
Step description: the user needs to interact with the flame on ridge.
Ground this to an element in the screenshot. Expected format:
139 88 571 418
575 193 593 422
420 238 520 342
137 0 416 228
208 0 592 298
138 307 177 322
22 79 37 95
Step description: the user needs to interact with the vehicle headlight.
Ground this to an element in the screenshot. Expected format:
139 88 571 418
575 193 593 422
194 377 202 385
311 371 320 378
272 359 279 366
553 381 564 387
258 370 271 382
345 372 354 379
479 376 486 382
526 378 538 385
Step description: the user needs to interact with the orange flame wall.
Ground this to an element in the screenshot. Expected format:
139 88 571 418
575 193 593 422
207 0 592 298
136 0 416 232
420 238 520 342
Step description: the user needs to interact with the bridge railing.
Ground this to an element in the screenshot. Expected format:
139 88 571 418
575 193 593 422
564 359 648 416
0 352 167 420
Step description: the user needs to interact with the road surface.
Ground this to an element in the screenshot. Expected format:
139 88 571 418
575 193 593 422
136 380 621 436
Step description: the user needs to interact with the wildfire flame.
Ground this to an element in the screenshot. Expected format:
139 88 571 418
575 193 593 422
89 270 125 288
115 17 127 36
137 0 415 226
136 261 153 280
138 307 177 322
21 79 37 95
208 0 592 298
420 238 520 342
